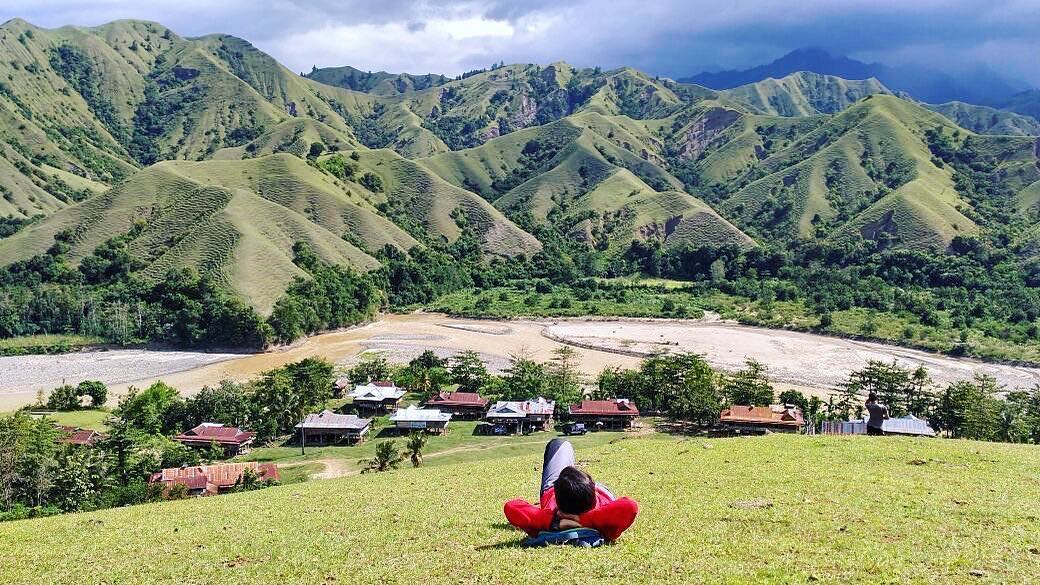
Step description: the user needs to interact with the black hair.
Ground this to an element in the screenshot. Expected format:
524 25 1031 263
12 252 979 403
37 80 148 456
554 466 597 514
867 392 878 403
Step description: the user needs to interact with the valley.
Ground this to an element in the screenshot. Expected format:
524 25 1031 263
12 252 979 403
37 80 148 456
4 312 1039 411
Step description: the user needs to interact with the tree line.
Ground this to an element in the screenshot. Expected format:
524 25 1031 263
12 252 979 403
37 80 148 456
0 357 334 522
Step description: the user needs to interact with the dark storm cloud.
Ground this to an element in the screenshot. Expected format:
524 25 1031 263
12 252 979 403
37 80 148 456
3 0 1037 84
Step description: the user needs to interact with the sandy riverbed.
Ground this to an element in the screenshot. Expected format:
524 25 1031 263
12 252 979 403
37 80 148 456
2 312 1038 410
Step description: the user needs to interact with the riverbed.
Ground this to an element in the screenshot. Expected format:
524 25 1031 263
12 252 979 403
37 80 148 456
2 312 1038 410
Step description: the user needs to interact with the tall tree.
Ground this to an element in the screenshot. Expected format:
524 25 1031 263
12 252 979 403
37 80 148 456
722 358 775 406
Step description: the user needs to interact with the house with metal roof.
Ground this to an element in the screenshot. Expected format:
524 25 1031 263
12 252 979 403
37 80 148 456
719 405 804 434
349 382 406 414
484 398 556 434
148 462 279 497
821 414 936 437
295 410 371 445
389 405 452 434
569 399 640 430
423 391 489 420
173 423 256 456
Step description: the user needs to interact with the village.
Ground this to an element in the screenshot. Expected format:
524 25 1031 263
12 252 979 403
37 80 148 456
46 370 939 500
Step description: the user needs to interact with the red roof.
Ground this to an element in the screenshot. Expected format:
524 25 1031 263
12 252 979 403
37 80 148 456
149 462 279 494
569 399 640 416
425 391 489 408
720 405 804 427
372 380 396 387
57 425 103 446
67 429 102 446
174 423 255 446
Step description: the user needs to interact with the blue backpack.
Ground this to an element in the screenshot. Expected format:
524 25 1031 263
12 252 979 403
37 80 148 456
521 528 605 548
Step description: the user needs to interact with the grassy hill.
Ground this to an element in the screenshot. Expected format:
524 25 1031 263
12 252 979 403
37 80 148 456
421 116 753 251
719 72 891 116
305 64 450 96
672 95 978 250
2 434 1039 583
0 154 413 313
925 102 1040 136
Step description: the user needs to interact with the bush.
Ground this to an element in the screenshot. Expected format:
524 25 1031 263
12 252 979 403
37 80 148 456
47 384 82 411
359 172 384 193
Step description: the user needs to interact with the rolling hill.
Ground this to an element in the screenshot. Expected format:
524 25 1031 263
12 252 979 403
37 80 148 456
682 47 1025 105
718 72 891 116
1 16 1039 331
924 102 1040 136
420 115 754 251
2 434 1039 583
305 64 450 96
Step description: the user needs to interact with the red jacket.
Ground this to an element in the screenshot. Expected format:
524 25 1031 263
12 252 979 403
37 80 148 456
503 486 639 542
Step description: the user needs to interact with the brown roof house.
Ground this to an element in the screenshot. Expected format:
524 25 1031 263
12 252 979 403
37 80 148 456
569 399 640 430
58 425 104 447
295 410 371 445
423 391 489 420
149 462 279 497
719 405 804 434
174 423 256 456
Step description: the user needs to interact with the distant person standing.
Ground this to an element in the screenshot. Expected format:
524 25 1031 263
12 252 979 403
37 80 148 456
865 392 889 436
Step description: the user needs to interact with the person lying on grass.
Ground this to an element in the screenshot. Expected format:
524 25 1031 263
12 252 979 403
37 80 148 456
503 438 639 542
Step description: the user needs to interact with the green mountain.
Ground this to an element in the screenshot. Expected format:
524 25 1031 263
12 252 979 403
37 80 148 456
925 102 1040 136
718 72 891 116
305 65 449 96
1 17 1039 343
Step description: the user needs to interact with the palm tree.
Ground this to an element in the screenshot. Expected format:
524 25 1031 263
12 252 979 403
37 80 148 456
405 432 427 468
359 440 403 473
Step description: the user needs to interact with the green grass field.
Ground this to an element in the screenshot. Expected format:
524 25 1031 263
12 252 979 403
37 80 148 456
38 409 113 432
3 434 1039 583
241 418 625 481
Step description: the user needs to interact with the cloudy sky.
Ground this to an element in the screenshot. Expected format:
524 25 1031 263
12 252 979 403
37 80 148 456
3 0 1038 85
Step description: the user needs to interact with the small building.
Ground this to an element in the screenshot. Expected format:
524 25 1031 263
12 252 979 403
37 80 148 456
295 410 371 445
333 376 352 396
148 462 279 497
423 391 489 420
719 405 804 434
821 414 936 437
569 399 640 430
173 423 256 456
58 425 103 447
484 398 555 435
389 405 451 434
349 382 406 414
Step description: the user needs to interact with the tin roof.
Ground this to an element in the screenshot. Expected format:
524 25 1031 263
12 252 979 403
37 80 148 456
350 384 406 401
425 391 489 408
174 423 255 445
295 410 371 431
882 415 936 436
486 398 555 418
569 399 639 416
148 462 279 492
821 415 936 437
390 405 452 423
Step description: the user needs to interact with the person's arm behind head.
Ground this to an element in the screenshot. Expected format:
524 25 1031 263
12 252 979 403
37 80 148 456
577 497 639 541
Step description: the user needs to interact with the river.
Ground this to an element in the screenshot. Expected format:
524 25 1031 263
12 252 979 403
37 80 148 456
2 312 1038 410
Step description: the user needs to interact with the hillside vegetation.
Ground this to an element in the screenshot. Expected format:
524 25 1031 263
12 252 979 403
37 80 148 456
2 434 1039 583
0 17 1038 359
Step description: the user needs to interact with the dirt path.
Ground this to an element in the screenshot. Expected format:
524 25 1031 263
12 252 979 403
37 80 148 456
281 458 360 480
